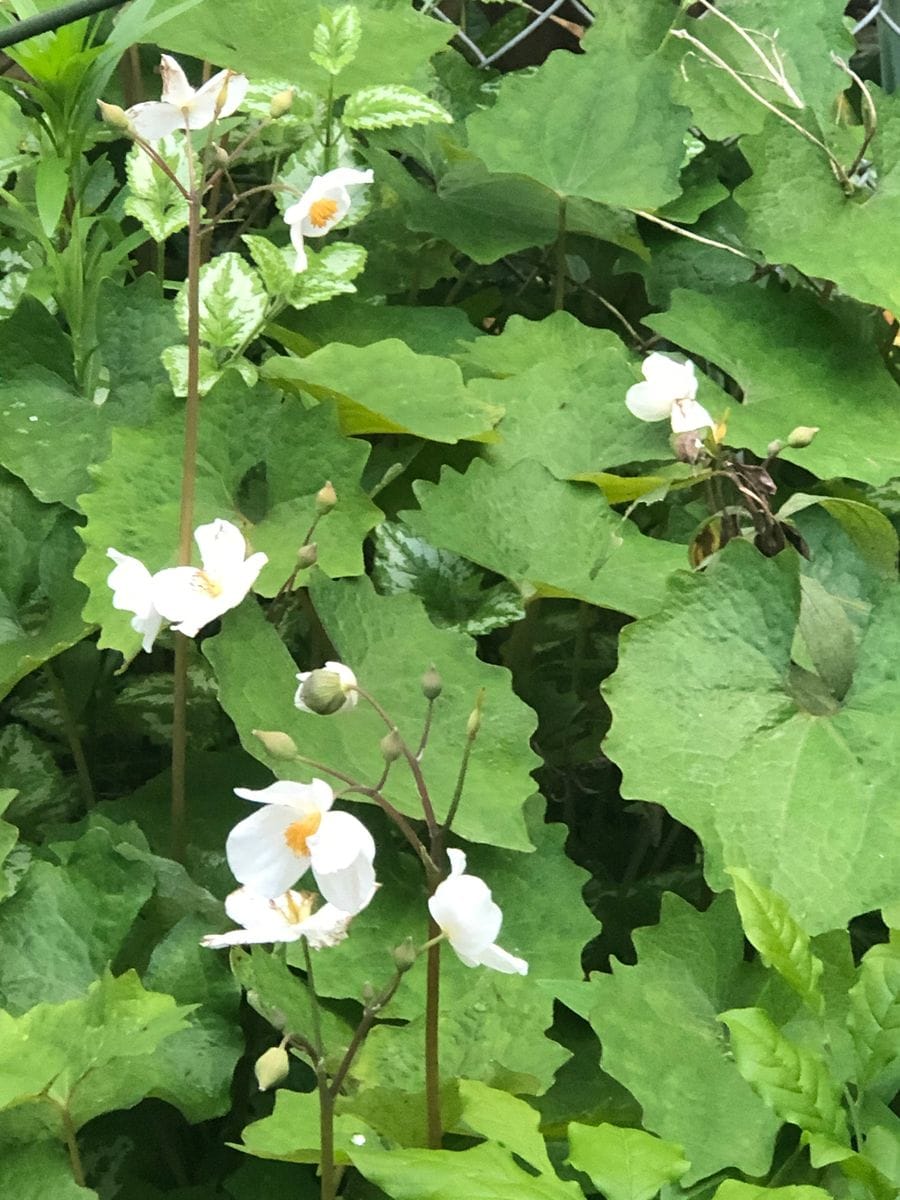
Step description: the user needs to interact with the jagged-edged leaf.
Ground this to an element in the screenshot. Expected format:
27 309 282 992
124 134 189 242
310 4 361 75
848 940 900 1092
175 252 268 352
720 1007 848 1143
238 1089 380 1164
728 868 825 1015
566 1122 690 1200
351 1142 581 1199
456 1080 553 1175
343 85 451 130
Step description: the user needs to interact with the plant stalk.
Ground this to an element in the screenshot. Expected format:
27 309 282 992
319 1073 336 1200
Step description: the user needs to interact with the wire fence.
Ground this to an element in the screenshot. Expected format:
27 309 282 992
416 0 899 75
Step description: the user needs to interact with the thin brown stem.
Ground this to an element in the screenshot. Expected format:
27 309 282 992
303 940 324 1059
425 921 442 1148
319 1073 336 1200
328 963 408 1099
443 719 479 835
356 688 440 839
415 698 435 759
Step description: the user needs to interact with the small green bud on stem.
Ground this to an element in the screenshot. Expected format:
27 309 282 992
380 729 404 763
297 669 349 715
269 88 295 118
766 439 785 458
253 729 299 760
315 480 337 514
297 542 318 569
421 664 442 701
97 100 134 134
392 938 417 971
254 1044 290 1091
787 425 820 449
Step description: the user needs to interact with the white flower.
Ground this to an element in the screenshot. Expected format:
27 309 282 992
283 167 374 272
201 885 355 949
106 549 165 652
294 661 359 714
625 353 714 434
126 54 249 141
227 779 376 912
151 519 267 639
428 850 527 975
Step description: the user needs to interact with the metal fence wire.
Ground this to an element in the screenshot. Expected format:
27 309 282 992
414 0 899 78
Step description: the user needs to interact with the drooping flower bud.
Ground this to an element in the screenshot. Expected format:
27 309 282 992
315 481 337 514
213 144 229 166
254 1045 290 1091
421 664 442 701
392 937 417 971
269 88 295 118
97 100 134 134
252 729 299 760
296 542 318 569
787 425 820 449
295 662 359 715
380 729 404 763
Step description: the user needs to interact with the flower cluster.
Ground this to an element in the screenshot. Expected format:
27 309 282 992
107 517 267 650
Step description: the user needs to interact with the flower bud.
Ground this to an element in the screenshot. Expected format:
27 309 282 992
253 729 299 760
316 481 337 514
392 938 417 971
254 1045 290 1091
295 666 356 715
787 425 820 449
466 706 481 739
380 729 403 763
213 144 229 165
766 439 784 458
97 100 134 134
269 88 295 118
361 981 376 1004
297 542 318 569
421 664 442 701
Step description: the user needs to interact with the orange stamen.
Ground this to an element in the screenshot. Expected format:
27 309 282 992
308 198 339 229
284 810 322 856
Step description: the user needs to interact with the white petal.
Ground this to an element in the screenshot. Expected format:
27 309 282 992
159 54 194 108
670 398 714 434
107 549 155 618
473 943 529 975
326 661 359 701
446 848 467 877
290 223 308 273
224 885 288 930
151 566 221 638
642 353 697 400
195 519 248 580
126 101 184 141
313 852 377 915
429 873 502 958
226 805 310 898
215 551 267 613
624 381 672 423
320 167 374 189
234 779 334 814
309 811 375 872
299 187 350 238
301 903 354 949
133 610 164 653
192 69 249 120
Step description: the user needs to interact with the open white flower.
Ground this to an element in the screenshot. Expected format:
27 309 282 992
201 885 354 949
295 661 359 714
126 54 249 141
151 519 267 639
625 352 714 434
227 779 376 912
283 167 374 272
107 549 165 652
428 850 527 975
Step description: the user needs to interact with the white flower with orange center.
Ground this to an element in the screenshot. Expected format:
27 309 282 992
106 549 165 652
125 54 249 141
428 850 528 975
151 518 267 639
201 885 355 949
625 352 714 434
283 167 374 272
226 779 376 913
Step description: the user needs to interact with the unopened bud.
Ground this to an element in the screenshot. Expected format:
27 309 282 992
297 542 318 569
254 1045 290 1091
392 938 417 971
316 481 337 514
421 664 442 701
380 729 403 763
361 981 376 1004
296 668 351 715
269 88 295 118
466 707 481 739
766 439 785 458
253 729 299 760
97 100 133 134
213 144 229 165
787 425 820 449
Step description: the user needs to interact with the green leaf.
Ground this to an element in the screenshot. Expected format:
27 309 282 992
0 477 90 700
204 578 540 850
0 724 78 835
124 134 189 242
34 154 68 238
0 1141 99 1199
176 252 268 352
720 1007 848 1143
566 1122 690 1200
0 970 192 1130
580 893 780 1182
343 86 451 130
404 459 686 619
456 1080 553 1175
286 241 367 310
779 494 899 581
727 868 825 1016
238 1089 380 1164
467 34 690 209
263 339 501 443
711 1184 833 1200
604 538 900 931
0 825 155 1012
310 3 361 75
796 576 857 702
351 1142 581 1199
649 285 900 486
243 234 296 299
96 276 181 422
372 522 524 636
0 789 19 902
848 940 900 1092
76 380 379 656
